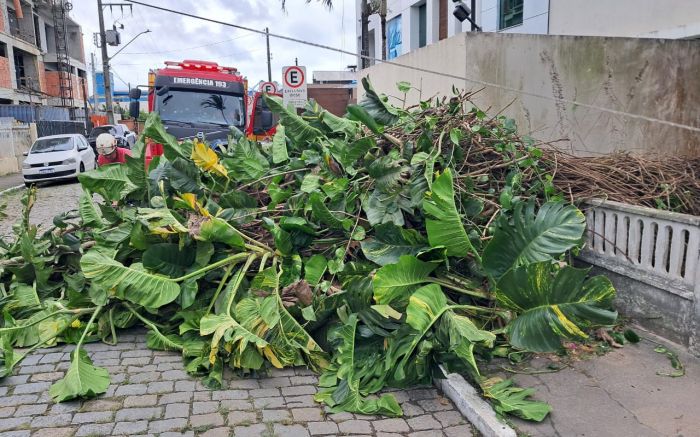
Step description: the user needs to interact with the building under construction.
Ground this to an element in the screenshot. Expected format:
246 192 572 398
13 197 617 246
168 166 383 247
0 0 87 113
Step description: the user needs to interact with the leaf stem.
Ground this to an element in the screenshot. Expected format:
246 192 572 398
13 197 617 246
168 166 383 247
206 262 236 315
124 303 184 351
76 306 102 349
226 254 257 315
0 308 94 334
172 252 250 282
427 278 490 299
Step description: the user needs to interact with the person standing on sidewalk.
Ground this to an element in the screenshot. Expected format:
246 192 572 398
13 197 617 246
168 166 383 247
96 133 131 166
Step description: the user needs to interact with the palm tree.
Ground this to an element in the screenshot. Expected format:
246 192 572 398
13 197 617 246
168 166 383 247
280 0 387 68
201 94 229 125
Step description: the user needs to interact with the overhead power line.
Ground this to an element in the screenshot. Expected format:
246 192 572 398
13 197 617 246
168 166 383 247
122 33 255 55
124 0 700 134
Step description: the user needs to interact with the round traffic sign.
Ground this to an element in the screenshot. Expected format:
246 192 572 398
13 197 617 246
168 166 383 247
260 81 277 94
283 66 305 89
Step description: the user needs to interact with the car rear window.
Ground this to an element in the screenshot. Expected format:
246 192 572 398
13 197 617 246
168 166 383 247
89 126 116 138
30 137 74 153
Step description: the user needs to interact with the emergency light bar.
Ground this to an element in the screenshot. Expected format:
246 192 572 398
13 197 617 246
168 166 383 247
163 60 239 75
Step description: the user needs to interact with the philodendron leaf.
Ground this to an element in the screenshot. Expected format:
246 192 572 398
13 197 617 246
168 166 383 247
373 255 437 305
482 201 586 280
49 349 110 402
271 125 289 164
482 378 551 422
361 223 429 266
191 140 228 178
78 164 136 201
310 192 351 230
315 313 402 416
497 262 617 352
422 169 477 258
264 95 323 144
78 190 103 228
81 250 180 308
359 77 400 126
142 112 189 161
196 217 246 250
142 243 196 277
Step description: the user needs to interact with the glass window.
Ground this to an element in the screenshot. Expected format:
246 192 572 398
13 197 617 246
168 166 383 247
31 137 75 153
418 3 427 48
499 0 524 29
387 15 402 60
88 125 116 140
156 90 246 127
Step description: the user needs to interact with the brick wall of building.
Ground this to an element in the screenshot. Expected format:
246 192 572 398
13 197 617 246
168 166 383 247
44 70 85 101
0 57 12 89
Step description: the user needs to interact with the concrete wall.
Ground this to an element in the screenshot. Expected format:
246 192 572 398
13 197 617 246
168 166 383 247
549 0 700 39
361 32 700 157
0 124 31 176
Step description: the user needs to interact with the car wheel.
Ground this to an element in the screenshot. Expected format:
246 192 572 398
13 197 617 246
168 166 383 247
24 182 32 188
79 162 85 173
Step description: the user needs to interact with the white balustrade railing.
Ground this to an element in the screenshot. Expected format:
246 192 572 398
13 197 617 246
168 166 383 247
579 200 700 301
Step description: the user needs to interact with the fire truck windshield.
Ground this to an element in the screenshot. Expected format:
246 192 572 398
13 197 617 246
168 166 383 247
155 89 245 127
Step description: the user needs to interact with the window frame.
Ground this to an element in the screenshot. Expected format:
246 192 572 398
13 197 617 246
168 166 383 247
498 0 524 30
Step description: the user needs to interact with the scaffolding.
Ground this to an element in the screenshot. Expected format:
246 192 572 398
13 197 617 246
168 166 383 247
50 0 74 116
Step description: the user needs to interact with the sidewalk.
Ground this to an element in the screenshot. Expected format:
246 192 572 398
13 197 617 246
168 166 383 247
492 326 699 437
0 172 24 192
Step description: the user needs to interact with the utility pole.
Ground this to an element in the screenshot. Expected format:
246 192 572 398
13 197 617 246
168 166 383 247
295 57 298 66
265 27 271 82
97 0 115 124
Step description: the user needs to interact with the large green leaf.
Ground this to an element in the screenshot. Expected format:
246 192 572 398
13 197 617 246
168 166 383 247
80 250 180 308
368 155 409 192
142 112 190 161
359 77 400 126
196 217 246 250
166 158 203 195
422 169 476 258
482 201 586 279
361 223 429 266
483 379 551 422
310 192 351 230
346 104 383 134
78 190 103 228
142 243 196 277
321 108 359 137
49 349 110 402
137 207 188 234
315 313 402 416
373 255 437 305
78 164 136 201
271 125 289 164
264 95 323 144
497 262 617 352
224 139 270 182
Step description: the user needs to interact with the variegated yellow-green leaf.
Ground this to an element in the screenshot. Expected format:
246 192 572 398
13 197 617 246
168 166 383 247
191 140 228 178
497 262 617 352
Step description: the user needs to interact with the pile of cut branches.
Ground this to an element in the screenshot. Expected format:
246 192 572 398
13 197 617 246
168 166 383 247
385 89 699 216
0 79 625 422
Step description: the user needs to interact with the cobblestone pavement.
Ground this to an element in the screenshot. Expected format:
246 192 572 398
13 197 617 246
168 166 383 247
0 330 475 437
0 181 476 436
0 181 82 241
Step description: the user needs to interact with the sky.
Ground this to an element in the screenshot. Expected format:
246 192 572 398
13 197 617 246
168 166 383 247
72 0 357 93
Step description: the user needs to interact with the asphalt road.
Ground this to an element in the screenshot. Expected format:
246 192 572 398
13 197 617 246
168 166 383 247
0 180 82 242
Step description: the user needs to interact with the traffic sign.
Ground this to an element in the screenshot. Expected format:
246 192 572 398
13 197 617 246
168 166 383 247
260 81 277 94
282 65 307 108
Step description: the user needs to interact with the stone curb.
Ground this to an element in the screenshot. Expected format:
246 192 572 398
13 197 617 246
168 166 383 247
435 365 517 437
0 184 24 197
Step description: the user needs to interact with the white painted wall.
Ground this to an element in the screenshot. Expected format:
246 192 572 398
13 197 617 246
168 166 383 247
549 0 700 39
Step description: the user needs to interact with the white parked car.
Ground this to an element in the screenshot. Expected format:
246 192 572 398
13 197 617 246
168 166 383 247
22 134 96 187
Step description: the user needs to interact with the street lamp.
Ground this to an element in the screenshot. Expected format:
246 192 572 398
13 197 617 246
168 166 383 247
101 28 151 124
108 29 151 61
452 0 481 31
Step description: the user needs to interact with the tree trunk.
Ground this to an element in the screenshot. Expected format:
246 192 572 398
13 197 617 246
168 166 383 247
380 0 387 60
361 0 370 69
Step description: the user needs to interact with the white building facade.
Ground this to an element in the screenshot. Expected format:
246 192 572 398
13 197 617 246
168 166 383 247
358 0 700 64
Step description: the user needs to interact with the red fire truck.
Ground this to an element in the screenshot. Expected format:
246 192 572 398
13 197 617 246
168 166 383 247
128 60 278 164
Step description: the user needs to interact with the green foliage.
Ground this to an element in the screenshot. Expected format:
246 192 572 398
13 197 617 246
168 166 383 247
0 79 618 424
